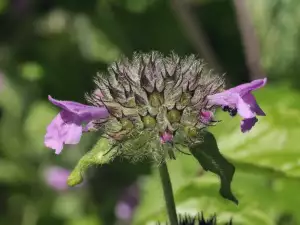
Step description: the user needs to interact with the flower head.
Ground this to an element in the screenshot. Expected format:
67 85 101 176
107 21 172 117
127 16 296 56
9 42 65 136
207 78 267 132
85 52 225 162
44 166 71 191
44 95 109 154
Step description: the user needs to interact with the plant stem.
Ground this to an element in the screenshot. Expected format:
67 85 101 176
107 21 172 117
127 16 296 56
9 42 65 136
159 161 179 225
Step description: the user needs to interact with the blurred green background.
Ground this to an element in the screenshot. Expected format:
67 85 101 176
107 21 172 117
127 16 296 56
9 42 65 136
0 0 300 224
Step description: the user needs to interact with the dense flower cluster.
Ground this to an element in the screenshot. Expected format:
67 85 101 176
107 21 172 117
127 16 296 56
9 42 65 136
44 51 266 165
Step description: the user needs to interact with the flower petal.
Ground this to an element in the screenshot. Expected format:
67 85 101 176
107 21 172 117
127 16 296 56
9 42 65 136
44 110 83 154
160 131 173 143
82 121 95 132
62 121 83 145
242 93 266 116
48 95 109 122
237 96 256 119
44 113 65 154
241 117 258 133
230 78 267 97
207 92 240 108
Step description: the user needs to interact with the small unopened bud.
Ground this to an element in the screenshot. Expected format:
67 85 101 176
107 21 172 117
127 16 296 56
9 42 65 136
142 115 156 128
184 126 197 137
167 109 181 123
120 118 134 130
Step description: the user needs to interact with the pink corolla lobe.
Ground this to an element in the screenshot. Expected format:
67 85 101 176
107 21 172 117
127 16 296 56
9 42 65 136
44 95 109 154
160 131 173 144
199 110 214 124
207 78 267 132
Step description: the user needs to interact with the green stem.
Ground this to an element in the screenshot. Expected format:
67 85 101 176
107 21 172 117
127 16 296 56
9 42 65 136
159 162 179 225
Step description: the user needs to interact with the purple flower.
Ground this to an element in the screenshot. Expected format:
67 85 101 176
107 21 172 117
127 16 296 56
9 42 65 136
115 202 132 221
44 95 109 154
44 166 70 191
199 110 214 124
115 184 140 222
207 78 267 132
160 131 173 144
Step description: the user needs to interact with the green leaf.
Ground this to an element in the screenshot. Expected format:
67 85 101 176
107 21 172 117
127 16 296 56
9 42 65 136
189 131 238 204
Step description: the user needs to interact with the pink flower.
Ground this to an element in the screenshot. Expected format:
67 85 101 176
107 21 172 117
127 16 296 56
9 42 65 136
160 131 173 144
44 166 70 191
199 110 214 124
207 78 267 132
44 95 109 154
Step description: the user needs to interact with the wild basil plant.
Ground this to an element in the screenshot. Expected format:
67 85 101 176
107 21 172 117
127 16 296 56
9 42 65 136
44 52 266 225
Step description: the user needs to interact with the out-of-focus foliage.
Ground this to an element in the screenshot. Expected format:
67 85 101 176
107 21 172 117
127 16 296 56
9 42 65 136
247 0 300 87
0 0 299 224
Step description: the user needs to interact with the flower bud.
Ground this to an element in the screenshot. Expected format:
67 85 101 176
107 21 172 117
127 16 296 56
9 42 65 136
142 115 156 128
120 118 134 130
167 109 181 123
184 126 197 138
